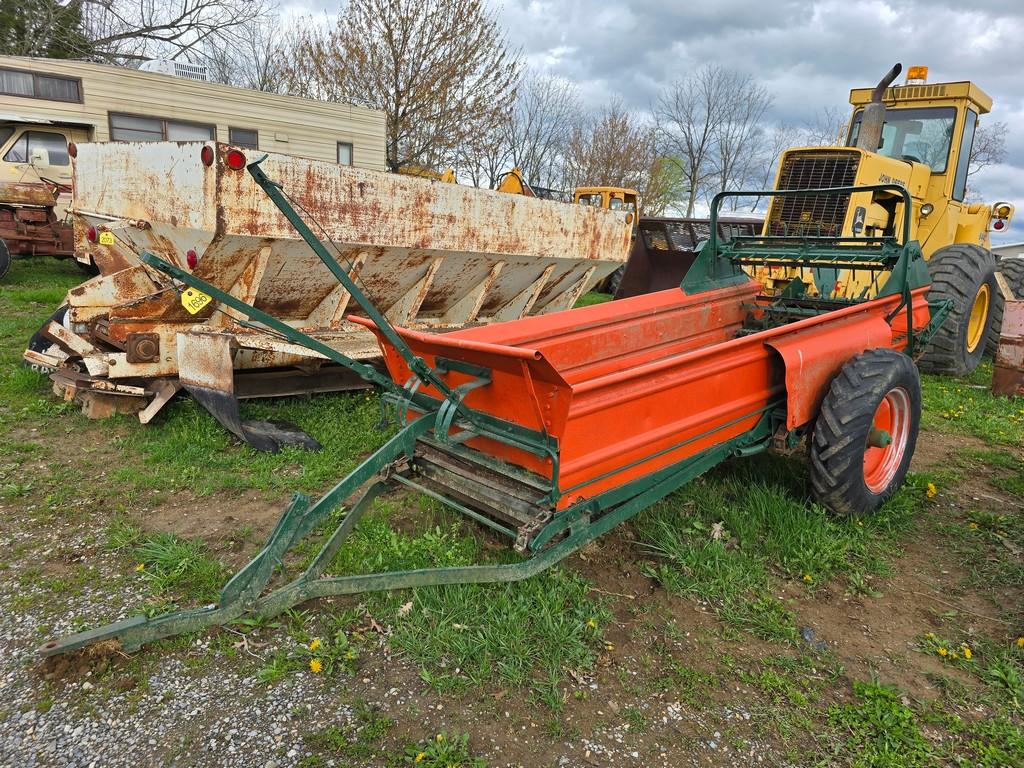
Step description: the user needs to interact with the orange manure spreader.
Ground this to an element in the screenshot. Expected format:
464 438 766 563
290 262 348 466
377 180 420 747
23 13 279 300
40 160 947 658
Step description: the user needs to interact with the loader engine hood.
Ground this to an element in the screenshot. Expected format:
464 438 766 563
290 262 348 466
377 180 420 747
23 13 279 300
764 147 928 241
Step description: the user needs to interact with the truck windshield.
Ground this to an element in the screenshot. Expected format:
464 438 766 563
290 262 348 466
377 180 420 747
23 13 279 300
848 106 957 173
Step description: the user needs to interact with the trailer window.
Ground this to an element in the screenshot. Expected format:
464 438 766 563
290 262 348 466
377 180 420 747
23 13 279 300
2 130 69 165
337 142 353 165
110 113 214 142
229 127 259 149
0 67 81 103
848 106 956 173
166 121 213 141
110 114 164 142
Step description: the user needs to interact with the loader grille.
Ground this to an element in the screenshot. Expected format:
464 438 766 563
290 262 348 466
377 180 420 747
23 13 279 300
767 151 860 238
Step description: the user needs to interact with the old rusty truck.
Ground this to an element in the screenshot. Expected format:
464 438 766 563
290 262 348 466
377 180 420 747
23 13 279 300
24 142 632 451
0 54 387 279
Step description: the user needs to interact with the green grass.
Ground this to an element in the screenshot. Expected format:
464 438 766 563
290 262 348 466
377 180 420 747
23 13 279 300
921 362 1024 447
573 290 613 308
827 679 933 767
635 453 925 641
319 505 610 707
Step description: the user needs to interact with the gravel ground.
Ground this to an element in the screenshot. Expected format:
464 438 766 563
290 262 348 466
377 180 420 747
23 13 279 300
0 504 788 768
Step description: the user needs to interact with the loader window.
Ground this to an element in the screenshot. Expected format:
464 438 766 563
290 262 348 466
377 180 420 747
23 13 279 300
848 106 956 172
952 109 977 202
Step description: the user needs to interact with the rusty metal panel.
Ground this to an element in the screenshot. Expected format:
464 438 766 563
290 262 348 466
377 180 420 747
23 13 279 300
993 298 1024 397
37 140 632 430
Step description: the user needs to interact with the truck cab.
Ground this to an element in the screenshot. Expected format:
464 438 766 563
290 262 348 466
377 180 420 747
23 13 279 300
0 119 92 213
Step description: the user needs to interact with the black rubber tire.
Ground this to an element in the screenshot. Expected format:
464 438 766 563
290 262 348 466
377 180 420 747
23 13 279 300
919 244 998 376
0 238 10 281
810 349 921 517
999 257 1024 300
76 256 100 276
23 304 69 373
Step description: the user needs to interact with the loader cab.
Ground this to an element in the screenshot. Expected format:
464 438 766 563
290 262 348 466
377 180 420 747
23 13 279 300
573 186 639 218
845 71 990 207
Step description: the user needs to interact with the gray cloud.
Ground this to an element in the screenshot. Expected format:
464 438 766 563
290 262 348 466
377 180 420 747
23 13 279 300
283 0 1023 215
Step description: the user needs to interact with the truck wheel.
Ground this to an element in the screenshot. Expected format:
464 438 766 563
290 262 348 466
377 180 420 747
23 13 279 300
0 238 10 281
810 348 921 517
919 244 997 376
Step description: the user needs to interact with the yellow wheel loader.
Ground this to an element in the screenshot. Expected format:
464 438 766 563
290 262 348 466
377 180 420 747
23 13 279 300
758 63 1014 376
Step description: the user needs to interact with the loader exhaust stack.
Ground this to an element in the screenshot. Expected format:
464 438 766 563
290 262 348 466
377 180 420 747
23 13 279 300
856 63 902 152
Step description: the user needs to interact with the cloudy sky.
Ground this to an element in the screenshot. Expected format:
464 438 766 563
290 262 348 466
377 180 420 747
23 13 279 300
285 0 1024 242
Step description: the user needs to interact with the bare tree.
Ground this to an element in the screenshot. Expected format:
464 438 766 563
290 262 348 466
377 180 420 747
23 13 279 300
282 0 521 174
504 74 582 188
801 106 848 147
205 18 288 92
707 76 772 209
968 120 1007 178
67 0 274 63
559 101 682 214
656 65 772 216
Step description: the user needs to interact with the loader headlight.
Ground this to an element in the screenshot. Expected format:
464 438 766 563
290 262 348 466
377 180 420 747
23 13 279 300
920 203 934 217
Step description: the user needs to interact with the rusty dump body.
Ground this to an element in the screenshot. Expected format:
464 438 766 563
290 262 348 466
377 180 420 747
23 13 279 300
29 142 632 446
613 216 762 299
361 282 930 521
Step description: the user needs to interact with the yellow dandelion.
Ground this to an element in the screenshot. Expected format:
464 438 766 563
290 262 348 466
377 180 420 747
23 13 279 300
309 658 323 674
962 646 972 659
938 647 948 657
586 618 597 630
926 483 937 498
1016 637 1024 648
968 522 978 530
134 563 145 571
309 638 321 652
803 573 813 583
415 754 425 764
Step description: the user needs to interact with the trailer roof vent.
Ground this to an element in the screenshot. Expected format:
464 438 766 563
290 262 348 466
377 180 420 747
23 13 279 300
138 60 209 82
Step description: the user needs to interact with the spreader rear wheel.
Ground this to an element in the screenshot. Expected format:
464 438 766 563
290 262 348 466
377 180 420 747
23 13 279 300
810 348 921 517
0 238 10 281
919 244 997 376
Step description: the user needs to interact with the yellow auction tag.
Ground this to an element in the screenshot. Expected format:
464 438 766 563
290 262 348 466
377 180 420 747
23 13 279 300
98 231 115 246
181 287 212 314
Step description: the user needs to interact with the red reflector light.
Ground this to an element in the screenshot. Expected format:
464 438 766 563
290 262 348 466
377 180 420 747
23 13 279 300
186 249 198 269
200 145 214 167
86 226 97 243
68 142 77 159
225 149 247 171
994 219 1006 231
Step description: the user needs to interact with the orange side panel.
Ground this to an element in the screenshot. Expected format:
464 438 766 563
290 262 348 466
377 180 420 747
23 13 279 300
767 314 894 430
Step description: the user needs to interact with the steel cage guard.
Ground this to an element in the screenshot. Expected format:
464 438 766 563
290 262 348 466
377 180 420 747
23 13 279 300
37 161 924 657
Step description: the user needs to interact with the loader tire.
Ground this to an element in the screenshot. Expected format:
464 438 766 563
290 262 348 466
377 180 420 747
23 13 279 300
999 257 1024 301
919 244 997 376
0 238 10 281
810 348 921 517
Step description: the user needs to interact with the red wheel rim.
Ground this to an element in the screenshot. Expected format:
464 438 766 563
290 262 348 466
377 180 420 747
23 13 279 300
863 387 911 493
